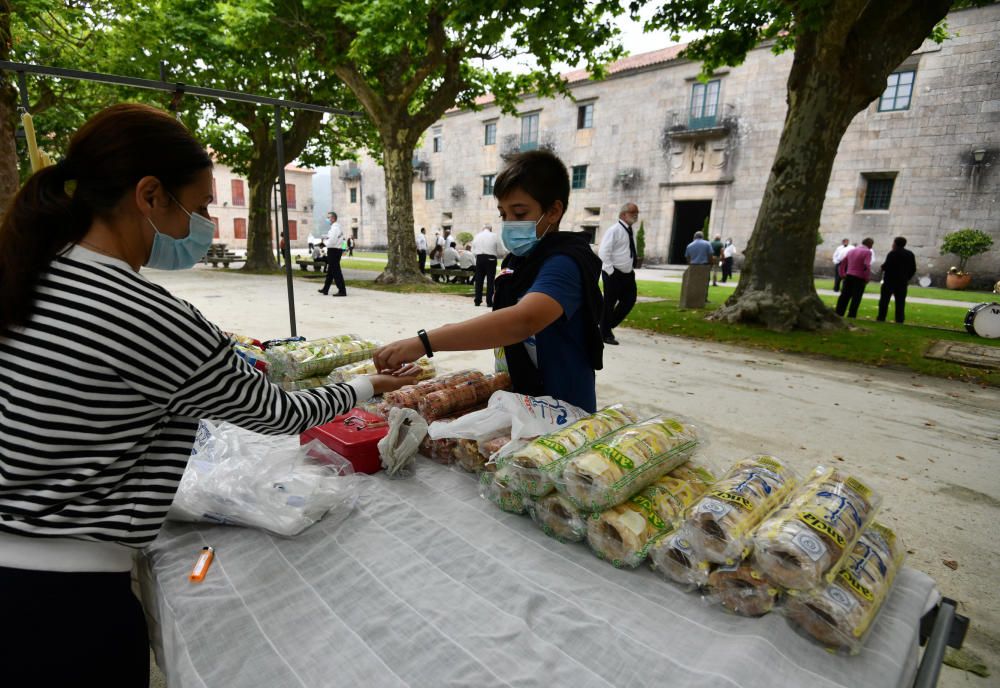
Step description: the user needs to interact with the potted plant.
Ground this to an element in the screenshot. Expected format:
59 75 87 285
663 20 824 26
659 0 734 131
940 228 993 289
635 221 645 268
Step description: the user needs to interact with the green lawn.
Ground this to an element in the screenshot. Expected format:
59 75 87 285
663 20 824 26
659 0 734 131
812 277 996 303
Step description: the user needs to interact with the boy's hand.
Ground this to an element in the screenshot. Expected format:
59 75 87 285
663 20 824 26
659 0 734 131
368 373 418 396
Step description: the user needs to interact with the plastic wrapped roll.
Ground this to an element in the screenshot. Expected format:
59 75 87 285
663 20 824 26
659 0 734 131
528 492 588 543
265 335 378 381
753 467 881 591
479 467 526 514
708 562 781 617
586 462 714 568
417 373 511 422
784 522 904 654
478 435 510 459
648 530 713 590
559 416 699 512
495 405 638 498
454 439 487 473
381 370 486 411
683 455 798 565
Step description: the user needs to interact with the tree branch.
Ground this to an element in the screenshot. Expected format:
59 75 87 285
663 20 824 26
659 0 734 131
393 9 448 111
409 47 465 136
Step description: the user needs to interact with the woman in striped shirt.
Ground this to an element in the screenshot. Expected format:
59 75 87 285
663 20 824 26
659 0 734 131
0 104 412 686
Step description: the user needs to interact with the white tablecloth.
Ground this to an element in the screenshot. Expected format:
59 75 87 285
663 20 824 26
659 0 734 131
140 460 938 688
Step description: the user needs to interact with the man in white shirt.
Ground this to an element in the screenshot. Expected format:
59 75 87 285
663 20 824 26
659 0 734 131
471 223 502 307
318 211 348 296
597 203 640 345
416 227 428 274
442 241 460 269
832 238 852 292
721 239 736 283
457 244 475 271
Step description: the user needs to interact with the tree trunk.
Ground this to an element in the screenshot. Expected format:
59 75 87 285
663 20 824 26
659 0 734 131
711 1 951 331
244 159 279 271
376 140 425 284
0 1 19 213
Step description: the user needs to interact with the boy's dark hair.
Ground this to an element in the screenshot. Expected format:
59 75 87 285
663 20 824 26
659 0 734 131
494 150 570 214
894 236 907 248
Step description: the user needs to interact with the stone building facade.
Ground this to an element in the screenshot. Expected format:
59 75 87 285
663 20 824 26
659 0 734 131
331 5 998 282
207 163 316 249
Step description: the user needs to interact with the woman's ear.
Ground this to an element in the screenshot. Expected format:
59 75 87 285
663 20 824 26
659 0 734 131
134 176 164 217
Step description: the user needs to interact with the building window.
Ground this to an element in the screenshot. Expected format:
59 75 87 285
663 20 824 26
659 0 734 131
482 174 495 196
233 217 247 239
210 217 220 240
287 219 298 241
577 103 594 129
350 187 358 204
571 165 588 189
432 126 442 153
520 113 539 151
862 175 895 210
231 179 246 206
425 180 435 200
484 122 496 146
878 70 914 112
689 79 720 129
285 183 296 209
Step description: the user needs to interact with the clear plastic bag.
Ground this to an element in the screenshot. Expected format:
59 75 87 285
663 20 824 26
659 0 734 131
168 420 359 537
527 491 589 543
493 404 638 498
556 416 700 512
265 334 378 382
585 461 715 568
381 369 485 412
681 455 799 565
647 530 714 591
783 522 904 654
417 373 511 422
753 466 881 592
327 357 436 384
478 467 527 514
706 560 782 617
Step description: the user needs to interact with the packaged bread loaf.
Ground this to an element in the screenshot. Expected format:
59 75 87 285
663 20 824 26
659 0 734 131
494 405 638 498
417 373 511 422
784 522 903 654
708 561 781 617
753 467 880 591
527 492 589 543
558 416 699 511
266 335 378 381
682 455 798 565
586 461 714 568
327 357 436 384
454 439 487 472
479 465 526 514
381 369 485 411
648 530 714 590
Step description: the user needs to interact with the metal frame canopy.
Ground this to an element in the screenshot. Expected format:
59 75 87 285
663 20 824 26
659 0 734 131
1 59 364 337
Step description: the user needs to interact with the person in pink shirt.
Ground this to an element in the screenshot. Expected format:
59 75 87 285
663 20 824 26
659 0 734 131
835 237 874 318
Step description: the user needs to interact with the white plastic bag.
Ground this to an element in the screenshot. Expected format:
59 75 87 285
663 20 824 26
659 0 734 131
378 407 428 478
426 392 588 450
168 420 359 537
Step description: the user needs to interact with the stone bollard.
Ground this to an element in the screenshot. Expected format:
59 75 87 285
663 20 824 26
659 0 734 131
680 265 712 309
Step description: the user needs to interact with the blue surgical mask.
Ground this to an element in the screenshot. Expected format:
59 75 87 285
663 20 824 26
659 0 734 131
501 216 551 257
145 195 215 270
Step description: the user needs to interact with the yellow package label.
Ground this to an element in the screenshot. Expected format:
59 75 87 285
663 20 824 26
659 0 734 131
756 456 784 472
535 437 569 456
801 512 848 549
629 494 667 530
660 419 684 435
845 475 872 500
596 443 635 471
869 522 897 549
838 569 875 602
711 490 753 511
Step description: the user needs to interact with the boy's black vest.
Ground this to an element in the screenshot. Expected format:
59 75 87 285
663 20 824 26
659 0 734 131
492 232 604 397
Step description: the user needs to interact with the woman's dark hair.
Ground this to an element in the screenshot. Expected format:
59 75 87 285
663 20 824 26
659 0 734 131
493 149 570 213
0 103 212 331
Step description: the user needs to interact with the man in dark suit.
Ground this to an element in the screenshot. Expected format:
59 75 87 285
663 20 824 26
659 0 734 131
877 236 917 323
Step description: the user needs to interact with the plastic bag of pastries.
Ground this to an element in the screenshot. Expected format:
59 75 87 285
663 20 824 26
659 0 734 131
753 466 881 592
479 462 526 514
381 369 485 411
454 439 488 473
783 521 904 654
417 373 511 422
648 530 714 591
527 492 589 543
558 416 699 512
585 461 715 568
682 455 799 565
494 404 638 498
707 561 782 617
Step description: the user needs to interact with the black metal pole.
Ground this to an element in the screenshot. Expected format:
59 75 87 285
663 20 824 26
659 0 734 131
16 71 29 110
274 105 297 338
273 182 281 267
914 600 956 688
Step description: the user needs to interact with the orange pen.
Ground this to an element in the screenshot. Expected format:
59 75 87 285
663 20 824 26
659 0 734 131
189 546 215 583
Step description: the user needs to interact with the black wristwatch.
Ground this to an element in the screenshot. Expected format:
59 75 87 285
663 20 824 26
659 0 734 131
417 329 434 358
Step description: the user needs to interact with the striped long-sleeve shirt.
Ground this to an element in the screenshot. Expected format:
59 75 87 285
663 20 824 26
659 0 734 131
0 247 369 570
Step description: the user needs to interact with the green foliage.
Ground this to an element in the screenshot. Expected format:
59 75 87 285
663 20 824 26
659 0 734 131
636 221 645 258
940 228 994 272
456 231 474 246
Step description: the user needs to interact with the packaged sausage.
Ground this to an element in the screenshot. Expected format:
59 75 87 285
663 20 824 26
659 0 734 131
681 455 799 565
783 522 904 654
753 467 881 591
557 416 700 512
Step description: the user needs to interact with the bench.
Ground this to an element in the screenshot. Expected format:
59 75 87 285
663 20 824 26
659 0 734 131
429 267 474 284
296 259 327 272
202 243 243 268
